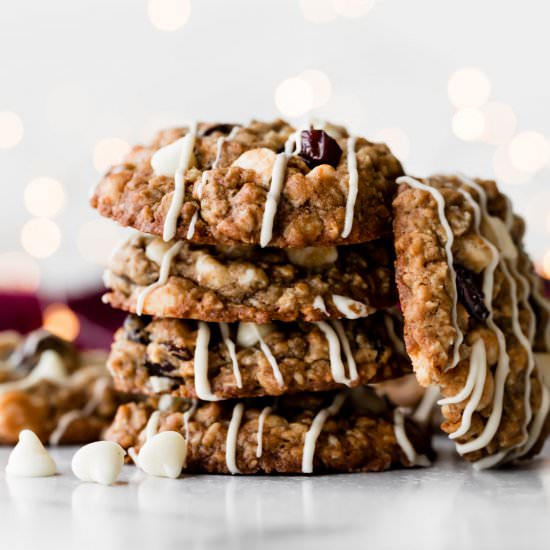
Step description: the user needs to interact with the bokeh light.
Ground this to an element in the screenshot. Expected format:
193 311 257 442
448 67 491 109
299 0 338 23
374 127 410 161
21 218 62 258
274 77 314 118
93 137 131 173
43 303 80 342
24 177 65 218
0 111 24 149
479 101 517 145
331 0 375 18
300 70 332 108
543 250 550 279
77 219 122 266
148 0 191 31
508 131 549 173
0 251 41 292
492 144 531 186
452 108 485 141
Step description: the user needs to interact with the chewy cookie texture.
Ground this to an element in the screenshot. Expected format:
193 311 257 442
0 330 120 445
103 234 396 323
93 118 433 475
393 174 550 467
108 312 411 400
105 390 434 474
91 120 403 248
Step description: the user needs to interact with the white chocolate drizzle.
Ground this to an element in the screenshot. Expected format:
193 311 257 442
259 133 300 248
313 295 328 315
256 406 272 458
183 399 198 444
383 313 407 357
447 182 509 456
249 324 284 387
219 322 242 388
161 123 197 242
225 402 244 474
393 409 431 467
332 294 368 319
412 386 440 425
448 339 487 439
397 176 463 368
341 137 358 238
527 270 550 351
136 241 183 316
330 319 358 382
193 322 219 401
301 392 347 473
186 211 198 239
314 321 350 385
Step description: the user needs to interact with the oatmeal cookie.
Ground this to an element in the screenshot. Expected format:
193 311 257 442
103 234 396 323
393 174 550 467
0 330 120 445
105 389 434 474
107 311 411 400
90 120 403 248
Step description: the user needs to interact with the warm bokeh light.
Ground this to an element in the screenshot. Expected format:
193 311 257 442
300 69 332 108
0 251 41 292
24 177 65 218
479 102 517 145
452 107 485 141
274 77 314 118
148 0 191 31
77 219 122 266
543 250 550 279
374 127 410 161
0 111 24 149
299 0 338 23
331 0 375 18
93 137 131 173
492 144 531 186
43 303 80 342
448 67 491 109
21 218 62 258
508 131 549 173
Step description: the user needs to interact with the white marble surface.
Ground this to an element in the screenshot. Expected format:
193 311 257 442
0 438 548 550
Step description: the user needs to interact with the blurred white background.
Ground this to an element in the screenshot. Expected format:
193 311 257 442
1 0 549 296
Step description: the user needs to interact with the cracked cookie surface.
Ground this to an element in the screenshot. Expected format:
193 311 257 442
91 120 403 248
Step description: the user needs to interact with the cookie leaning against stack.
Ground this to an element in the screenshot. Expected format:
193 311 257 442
92 119 434 474
393 174 550 469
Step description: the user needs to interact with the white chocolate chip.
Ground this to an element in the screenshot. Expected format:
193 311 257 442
151 137 196 177
5 430 56 477
332 295 368 319
145 239 173 266
481 216 518 260
236 322 275 348
136 431 187 479
149 376 174 394
195 253 229 289
71 441 126 486
231 148 277 185
286 247 338 268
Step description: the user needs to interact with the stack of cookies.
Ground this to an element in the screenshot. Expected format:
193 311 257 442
91 119 434 474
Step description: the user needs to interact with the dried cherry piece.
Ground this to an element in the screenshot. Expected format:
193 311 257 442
299 129 342 168
454 264 490 322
